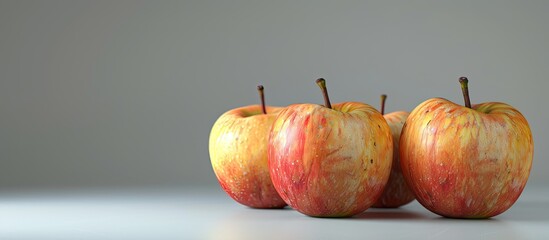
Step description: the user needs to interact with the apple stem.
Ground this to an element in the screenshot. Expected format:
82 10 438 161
315 78 332 109
459 77 472 108
380 94 387 115
257 85 267 114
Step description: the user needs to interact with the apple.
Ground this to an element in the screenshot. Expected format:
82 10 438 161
268 78 393 217
209 85 287 208
399 77 534 218
372 94 415 208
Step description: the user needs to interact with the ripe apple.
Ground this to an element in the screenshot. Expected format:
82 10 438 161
209 85 287 208
399 77 534 218
372 94 415 208
268 78 393 217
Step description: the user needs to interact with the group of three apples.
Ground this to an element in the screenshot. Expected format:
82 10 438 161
209 78 533 218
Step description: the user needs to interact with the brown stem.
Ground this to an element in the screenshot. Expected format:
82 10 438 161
315 78 332 109
380 94 387 115
459 77 472 108
257 85 267 114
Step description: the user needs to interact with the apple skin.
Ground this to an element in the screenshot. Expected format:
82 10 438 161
209 105 287 208
268 102 393 217
372 111 415 208
400 98 534 218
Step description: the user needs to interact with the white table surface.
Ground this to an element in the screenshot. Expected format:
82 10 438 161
0 185 547 240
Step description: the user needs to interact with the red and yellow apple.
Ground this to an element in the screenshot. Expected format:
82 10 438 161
399 77 533 218
209 86 286 208
372 95 415 208
268 79 393 217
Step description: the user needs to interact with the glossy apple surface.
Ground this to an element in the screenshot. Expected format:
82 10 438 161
400 98 533 218
372 111 415 208
268 102 393 217
210 105 287 208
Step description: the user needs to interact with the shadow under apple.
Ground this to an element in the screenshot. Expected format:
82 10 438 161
351 207 430 220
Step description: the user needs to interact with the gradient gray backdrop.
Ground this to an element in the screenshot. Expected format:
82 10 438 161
1 0 547 191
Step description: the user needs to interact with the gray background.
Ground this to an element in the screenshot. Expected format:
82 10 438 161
1 0 547 191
